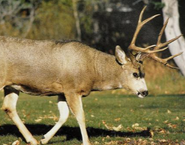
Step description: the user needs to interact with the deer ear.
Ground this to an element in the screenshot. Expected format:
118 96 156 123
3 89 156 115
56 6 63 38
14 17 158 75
115 45 128 65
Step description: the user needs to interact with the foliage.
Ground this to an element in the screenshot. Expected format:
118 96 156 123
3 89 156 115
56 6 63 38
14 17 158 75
151 1 165 10
0 93 185 144
0 0 40 37
28 0 75 40
144 59 185 95
0 0 76 39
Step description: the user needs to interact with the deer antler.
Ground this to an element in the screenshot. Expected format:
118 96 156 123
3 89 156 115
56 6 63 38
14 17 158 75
149 18 183 69
128 6 182 69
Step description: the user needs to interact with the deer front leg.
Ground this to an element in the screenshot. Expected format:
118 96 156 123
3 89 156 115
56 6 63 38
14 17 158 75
40 94 69 144
2 87 38 145
65 93 91 145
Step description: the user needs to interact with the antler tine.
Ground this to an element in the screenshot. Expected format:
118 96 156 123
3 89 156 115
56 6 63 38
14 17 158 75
128 6 183 69
149 17 183 69
150 52 183 69
160 34 182 48
129 6 160 51
154 18 169 49
154 18 183 50
166 64 180 69
165 52 183 61
144 46 169 53
165 51 183 69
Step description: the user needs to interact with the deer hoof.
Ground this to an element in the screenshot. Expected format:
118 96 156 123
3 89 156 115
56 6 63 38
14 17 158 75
27 141 38 145
40 136 48 145
26 138 38 145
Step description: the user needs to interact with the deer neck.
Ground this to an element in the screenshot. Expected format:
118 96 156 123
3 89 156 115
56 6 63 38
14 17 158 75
93 52 123 91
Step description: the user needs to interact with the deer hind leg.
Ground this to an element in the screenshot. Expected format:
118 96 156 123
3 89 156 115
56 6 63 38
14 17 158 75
2 86 38 145
40 94 69 144
65 93 91 145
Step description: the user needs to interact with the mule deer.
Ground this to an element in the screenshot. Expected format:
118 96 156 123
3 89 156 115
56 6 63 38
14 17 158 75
1 6 182 145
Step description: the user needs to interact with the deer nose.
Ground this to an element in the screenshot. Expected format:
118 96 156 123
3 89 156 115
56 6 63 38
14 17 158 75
141 91 148 97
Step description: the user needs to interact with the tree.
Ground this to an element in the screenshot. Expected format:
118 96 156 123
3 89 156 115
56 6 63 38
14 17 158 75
0 0 39 37
161 0 185 76
72 0 81 41
28 0 76 40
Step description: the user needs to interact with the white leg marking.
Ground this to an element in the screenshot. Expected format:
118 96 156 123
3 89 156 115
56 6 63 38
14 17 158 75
66 93 91 145
40 95 69 144
2 88 37 145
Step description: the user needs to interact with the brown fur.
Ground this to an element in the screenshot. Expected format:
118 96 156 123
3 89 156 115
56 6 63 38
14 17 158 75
0 36 139 96
0 36 147 145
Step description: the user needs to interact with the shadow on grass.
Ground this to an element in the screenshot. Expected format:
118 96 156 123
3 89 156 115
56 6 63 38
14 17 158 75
0 124 151 141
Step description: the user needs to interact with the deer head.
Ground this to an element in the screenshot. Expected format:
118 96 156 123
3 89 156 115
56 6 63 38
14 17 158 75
115 6 182 98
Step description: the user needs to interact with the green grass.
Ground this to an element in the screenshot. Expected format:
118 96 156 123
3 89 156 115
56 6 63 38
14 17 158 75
0 92 185 145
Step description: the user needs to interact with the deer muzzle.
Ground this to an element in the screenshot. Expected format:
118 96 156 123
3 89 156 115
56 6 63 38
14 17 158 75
137 90 148 98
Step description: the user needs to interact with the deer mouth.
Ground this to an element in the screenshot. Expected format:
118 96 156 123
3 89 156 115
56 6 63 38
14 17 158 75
137 91 148 98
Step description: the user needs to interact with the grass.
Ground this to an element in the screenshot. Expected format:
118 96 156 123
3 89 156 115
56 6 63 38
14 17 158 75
0 62 185 145
0 92 185 145
144 59 185 95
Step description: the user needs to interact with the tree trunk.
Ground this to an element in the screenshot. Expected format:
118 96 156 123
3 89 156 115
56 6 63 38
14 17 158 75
162 0 185 76
72 0 81 41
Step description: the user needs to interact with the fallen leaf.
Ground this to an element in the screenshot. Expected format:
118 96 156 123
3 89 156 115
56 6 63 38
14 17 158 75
112 124 123 131
105 141 118 145
132 123 139 128
174 116 179 120
91 115 95 118
12 140 20 145
114 118 121 122
167 110 171 114
164 120 168 124
102 120 123 131
156 128 166 134
102 120 111 130
150 130 154 138
131 123 147 131
35 118 42 122
94 141 100 144
159 139 168 143
125 138 131 142
167 123 177 129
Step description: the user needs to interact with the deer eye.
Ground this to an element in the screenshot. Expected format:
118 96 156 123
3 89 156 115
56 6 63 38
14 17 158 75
139 61 143 64
133 72 139 78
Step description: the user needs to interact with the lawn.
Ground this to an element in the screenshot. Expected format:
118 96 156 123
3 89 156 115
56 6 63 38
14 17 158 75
0 92 185 145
